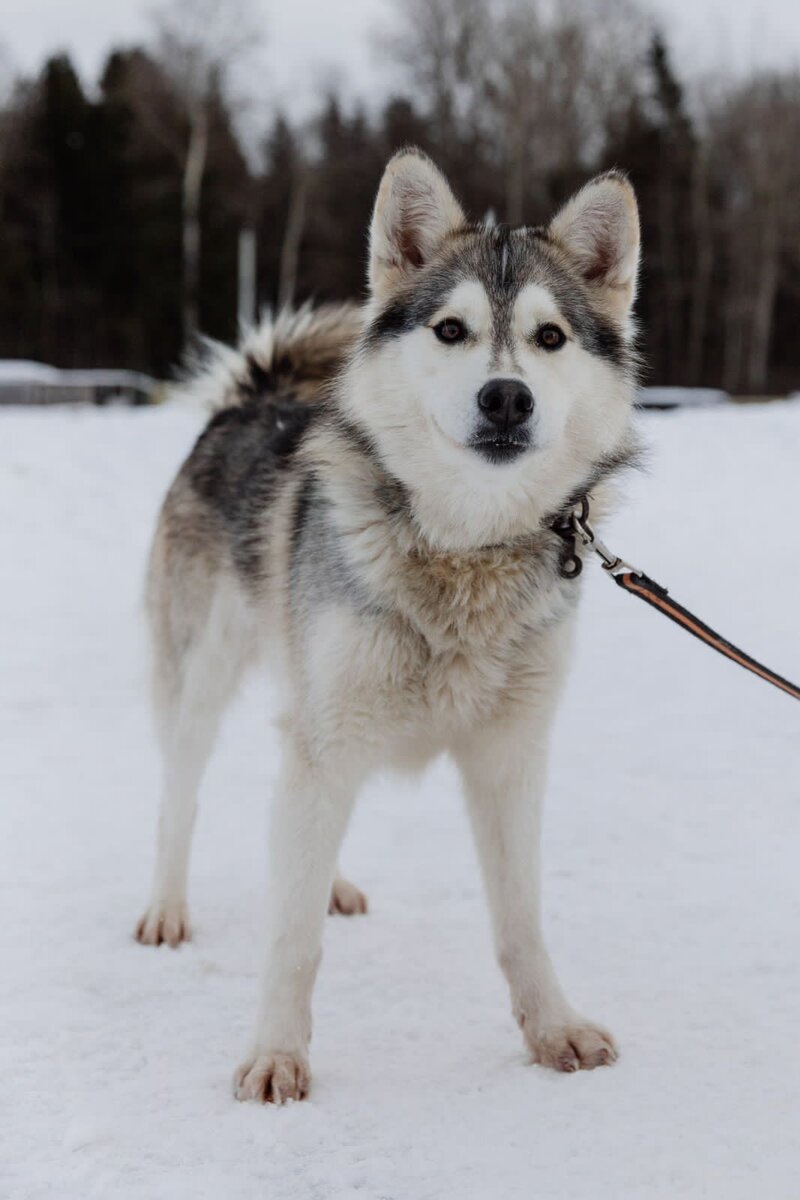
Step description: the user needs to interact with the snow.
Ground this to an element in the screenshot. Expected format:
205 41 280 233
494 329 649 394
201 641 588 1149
0 361 62 382
2 400 799 1200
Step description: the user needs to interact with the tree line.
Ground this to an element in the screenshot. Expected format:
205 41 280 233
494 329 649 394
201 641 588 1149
1 0 799 393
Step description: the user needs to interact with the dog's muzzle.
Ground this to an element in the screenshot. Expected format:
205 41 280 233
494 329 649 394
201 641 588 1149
470 378 534 464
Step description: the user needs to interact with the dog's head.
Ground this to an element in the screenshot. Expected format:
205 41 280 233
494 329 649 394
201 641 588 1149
344 149 640 549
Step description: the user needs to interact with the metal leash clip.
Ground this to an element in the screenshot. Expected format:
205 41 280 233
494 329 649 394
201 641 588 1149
569 498 641 578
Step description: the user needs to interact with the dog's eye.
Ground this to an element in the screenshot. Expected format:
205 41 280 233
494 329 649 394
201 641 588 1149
433 318 467 344
535 323 566 351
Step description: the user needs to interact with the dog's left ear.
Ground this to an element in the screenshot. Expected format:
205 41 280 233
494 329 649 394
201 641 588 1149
369 149 465 303
549 172 640 320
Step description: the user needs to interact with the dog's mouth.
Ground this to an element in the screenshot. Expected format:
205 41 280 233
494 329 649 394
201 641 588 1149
468 430 531 465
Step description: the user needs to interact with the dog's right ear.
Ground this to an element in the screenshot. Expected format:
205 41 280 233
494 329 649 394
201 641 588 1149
368 149 465 303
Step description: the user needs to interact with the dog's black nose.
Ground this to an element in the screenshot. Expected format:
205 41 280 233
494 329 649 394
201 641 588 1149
476 379 534 429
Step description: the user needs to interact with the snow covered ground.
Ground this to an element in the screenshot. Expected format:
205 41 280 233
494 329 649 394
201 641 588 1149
2 400 799 1200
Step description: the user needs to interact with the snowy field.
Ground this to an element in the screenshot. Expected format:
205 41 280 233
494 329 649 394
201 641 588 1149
2 400 800 1200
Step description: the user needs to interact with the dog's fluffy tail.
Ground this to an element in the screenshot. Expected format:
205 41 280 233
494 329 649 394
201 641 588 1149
172 302 363 413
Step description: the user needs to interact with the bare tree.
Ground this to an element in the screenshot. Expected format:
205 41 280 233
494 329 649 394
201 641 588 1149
501 0 652 213
380 0 651 222
378 0 491 145
0 42 12 100
278 162 309 311
713 72 800 393
0 41 15 181
150 0 261 340
686 142 713 384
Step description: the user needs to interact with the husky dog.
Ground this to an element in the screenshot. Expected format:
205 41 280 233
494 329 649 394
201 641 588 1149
136 149 641 1103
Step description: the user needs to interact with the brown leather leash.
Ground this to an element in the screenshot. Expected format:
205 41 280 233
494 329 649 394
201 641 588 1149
552 497 800 703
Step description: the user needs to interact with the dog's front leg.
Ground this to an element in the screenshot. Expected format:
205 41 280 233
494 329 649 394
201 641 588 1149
455 718 617 1073
234 735 362 1104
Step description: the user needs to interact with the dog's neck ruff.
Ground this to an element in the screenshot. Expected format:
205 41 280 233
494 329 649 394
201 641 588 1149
317 411 639 577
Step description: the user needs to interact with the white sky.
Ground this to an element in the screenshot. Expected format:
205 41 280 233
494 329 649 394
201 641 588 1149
2 0 800 113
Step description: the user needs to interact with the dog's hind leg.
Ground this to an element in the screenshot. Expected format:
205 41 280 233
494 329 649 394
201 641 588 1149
136 568 253 948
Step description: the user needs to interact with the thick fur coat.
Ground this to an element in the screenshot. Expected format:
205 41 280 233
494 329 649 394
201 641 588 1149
136 150 641 1103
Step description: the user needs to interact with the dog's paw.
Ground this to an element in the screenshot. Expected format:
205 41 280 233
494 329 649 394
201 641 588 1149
527 1021 618 1073
234 1052 311 1104
134 903 191 948
328 876 368 916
